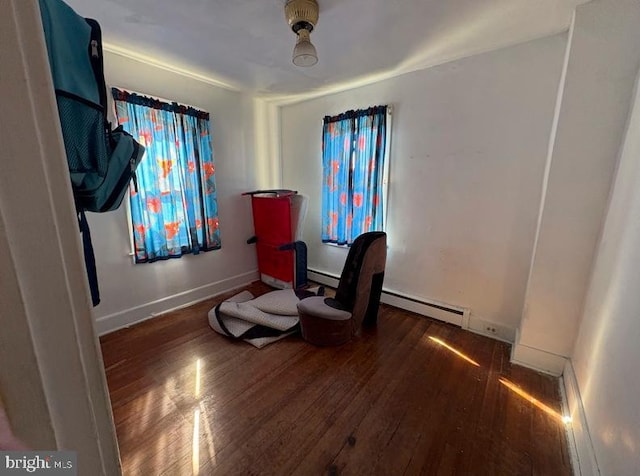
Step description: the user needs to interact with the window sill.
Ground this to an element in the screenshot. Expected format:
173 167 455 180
323 242 349 249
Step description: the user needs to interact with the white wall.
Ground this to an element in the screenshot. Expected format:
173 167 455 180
516 0 640 373
89 51 262 333
569 70 640 476
281 34 566 336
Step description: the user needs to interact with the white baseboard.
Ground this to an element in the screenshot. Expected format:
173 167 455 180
307 269 516 344
511 332 567 376
381 290 466 327
307 269 340 288
308 269 466 326
94 270 259 336
466 313 516 343
563 360 600 476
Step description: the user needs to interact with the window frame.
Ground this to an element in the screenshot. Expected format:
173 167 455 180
111 87 219 263
321 105 392 248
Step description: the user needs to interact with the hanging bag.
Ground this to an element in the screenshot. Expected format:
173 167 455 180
39 0 146 305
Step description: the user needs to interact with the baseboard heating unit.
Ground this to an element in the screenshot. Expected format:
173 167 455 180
307 269 468 328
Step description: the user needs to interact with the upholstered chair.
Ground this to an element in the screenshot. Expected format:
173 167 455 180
297 232 387 346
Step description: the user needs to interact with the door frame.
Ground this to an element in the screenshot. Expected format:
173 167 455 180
0 1 121 473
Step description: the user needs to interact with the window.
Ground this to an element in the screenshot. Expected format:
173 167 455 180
112 88 221 263
321 105 390 246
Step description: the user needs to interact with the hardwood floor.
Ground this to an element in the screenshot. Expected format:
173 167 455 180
100 282 572 475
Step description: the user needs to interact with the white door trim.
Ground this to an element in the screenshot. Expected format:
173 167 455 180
0 1 121 473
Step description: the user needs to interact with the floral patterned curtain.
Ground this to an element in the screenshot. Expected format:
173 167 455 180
321 105 388 245
112 88 221 263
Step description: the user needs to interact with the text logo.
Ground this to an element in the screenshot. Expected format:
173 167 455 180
0 452 76 475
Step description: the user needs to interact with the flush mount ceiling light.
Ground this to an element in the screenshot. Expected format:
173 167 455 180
285 0 319 67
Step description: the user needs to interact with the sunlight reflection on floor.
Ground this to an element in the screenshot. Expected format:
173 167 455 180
192 408 200 475
499 378 572 424
427 336 480 366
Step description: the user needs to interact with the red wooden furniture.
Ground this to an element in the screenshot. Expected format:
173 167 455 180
244 190 308 289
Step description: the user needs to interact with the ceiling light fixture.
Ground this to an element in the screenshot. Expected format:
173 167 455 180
285 0 319 67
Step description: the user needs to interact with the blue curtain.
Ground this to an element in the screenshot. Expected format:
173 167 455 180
322 105 387 245
112 88 221 263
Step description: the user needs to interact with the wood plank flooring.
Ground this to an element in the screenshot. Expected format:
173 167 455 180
100 282 572 475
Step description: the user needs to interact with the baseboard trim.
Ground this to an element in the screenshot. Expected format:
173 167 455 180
466 314 516 343
559 373 580 475
563 360 600 476
308 269 466 326
307 269 521 343
511 334 567 376
381 290 466 327
94 270 259 336
307 269 340 288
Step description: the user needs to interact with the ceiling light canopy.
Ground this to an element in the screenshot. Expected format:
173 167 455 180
285 0 319 67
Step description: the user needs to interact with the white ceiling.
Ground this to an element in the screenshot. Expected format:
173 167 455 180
64 0 589 102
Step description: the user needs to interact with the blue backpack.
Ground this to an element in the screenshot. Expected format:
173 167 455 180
39 0 145 212
39 0 145 304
